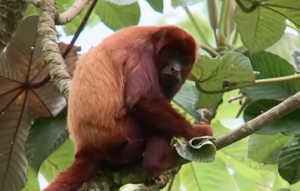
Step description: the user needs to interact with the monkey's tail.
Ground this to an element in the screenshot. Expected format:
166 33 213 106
42 154 99 191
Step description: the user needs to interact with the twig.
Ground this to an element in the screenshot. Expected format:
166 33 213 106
56 0 91 25
62 0 98 58
228 94 244 103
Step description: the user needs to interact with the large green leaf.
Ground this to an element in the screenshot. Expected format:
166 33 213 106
193 53 255 90
176 156 241 191
248 133 293 164
95 0 140 31
26 109 69 170
244 99 300 135
261 165 290 191
278 134 300 184
242 51 300 101
190 52 254 108
235 4 286 52
261 0 300 26
39 139 75 182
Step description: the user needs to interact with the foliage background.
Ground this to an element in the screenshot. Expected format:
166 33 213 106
1 0 300 191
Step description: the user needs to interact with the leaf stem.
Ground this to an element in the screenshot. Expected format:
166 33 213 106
200 44 220 58
254 74 300 84
197 74 300 94
183 6 212 48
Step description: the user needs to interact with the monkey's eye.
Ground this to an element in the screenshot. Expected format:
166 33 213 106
163 50 176 58
179 57 191 67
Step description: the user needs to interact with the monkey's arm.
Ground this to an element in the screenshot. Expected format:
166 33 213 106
130 97 213 140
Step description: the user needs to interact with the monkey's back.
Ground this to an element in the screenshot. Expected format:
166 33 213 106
67 39 127 151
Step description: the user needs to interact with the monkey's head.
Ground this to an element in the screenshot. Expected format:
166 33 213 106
153 26 198 99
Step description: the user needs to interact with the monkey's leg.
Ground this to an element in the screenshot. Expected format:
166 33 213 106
142 136 177 178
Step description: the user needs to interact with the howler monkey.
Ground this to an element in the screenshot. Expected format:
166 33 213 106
43 25 213 191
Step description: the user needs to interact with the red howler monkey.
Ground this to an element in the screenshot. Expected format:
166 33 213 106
43 25 213 191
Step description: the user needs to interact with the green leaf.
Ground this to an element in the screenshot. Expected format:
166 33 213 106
278 134 300 184
20 165 39 191
40 139 75 182
197 52 255 91
191 52 254 108
196 91 224 109
175 156 240 191
261 164 291 190
291 182 300 190
242 51 300 101
95 0 140 31
242 84 291 102
173 82 201 120
218 153 274 188
26 109 69 170
266 33 300 69
263 0 300 26
146 0 163 13
248 133 292 164
175 136 216 163
235 5 286 52
244 99 300 135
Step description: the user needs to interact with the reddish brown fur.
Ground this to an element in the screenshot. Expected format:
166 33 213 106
43 25 213 191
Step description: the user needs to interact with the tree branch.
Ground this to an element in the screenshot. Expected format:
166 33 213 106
56 0 91 25
31 0 92 25
38 0 71 100
214 91 300 150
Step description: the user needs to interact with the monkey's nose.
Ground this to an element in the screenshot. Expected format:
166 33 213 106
171 67 180 74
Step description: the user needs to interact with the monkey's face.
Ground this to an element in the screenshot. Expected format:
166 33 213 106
159 49 193 99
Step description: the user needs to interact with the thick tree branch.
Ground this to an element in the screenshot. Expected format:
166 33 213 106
38 0 71 100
